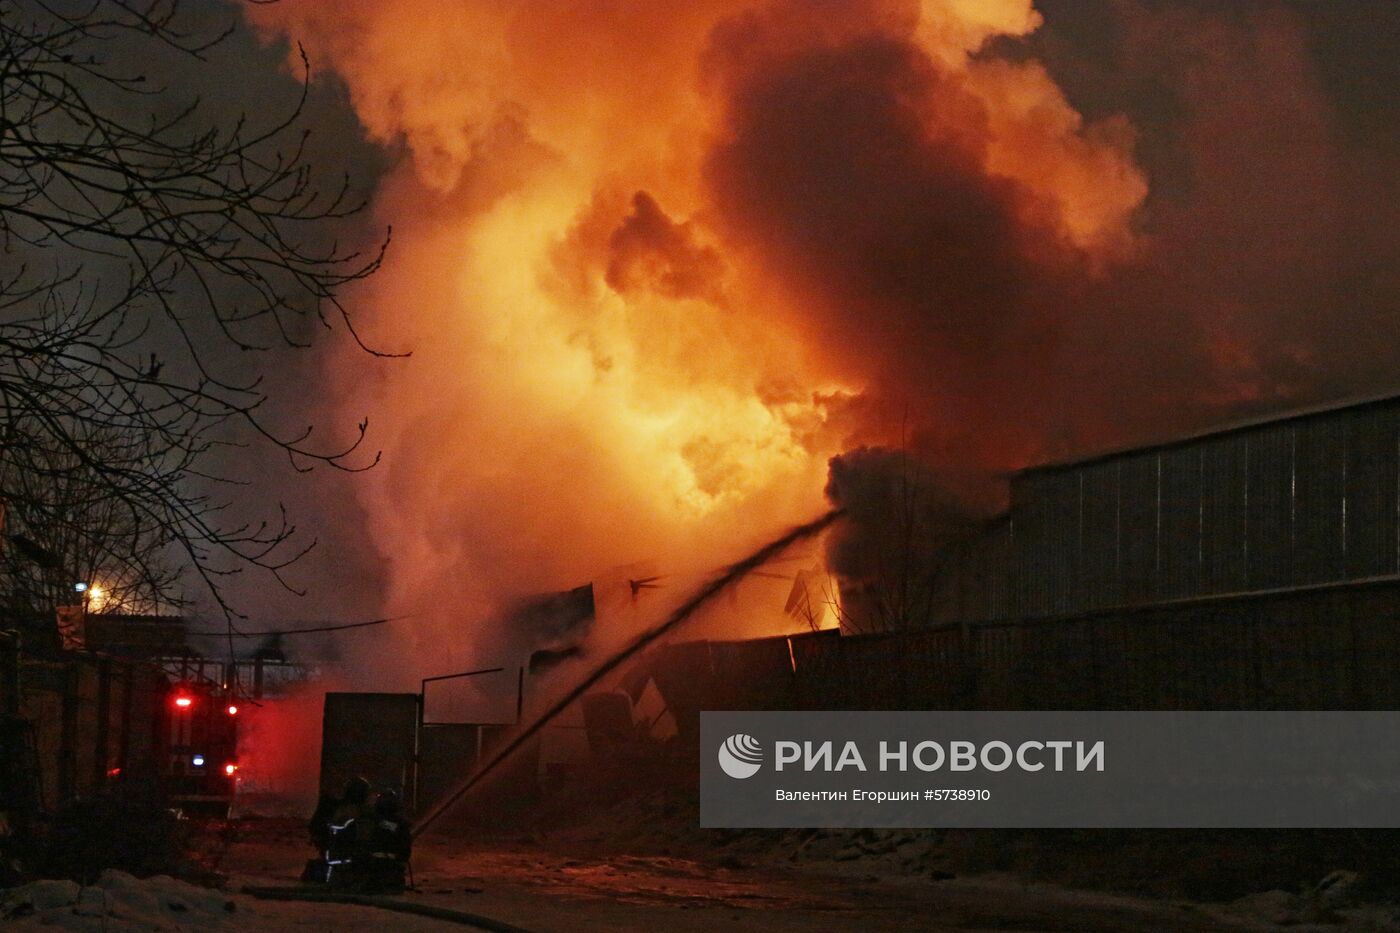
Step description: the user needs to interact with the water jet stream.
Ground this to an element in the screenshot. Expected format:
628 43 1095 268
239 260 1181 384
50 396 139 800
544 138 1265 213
412 509 843 837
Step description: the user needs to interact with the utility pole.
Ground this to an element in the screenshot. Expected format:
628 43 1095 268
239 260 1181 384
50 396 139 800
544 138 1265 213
0 629 19 715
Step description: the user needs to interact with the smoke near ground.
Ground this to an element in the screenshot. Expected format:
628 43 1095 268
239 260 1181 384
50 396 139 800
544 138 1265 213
235 0 1400 683
235 680 345 815
823 447 1001 631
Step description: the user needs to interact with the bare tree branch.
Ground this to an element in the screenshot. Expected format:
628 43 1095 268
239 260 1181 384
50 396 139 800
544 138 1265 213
0 0 391 629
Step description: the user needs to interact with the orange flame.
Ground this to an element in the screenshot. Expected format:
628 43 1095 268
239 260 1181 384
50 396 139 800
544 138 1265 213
247 0 1146 672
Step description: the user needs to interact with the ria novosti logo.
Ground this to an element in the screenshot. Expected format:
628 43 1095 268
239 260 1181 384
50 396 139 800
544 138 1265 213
718 733 764 779
714 734 1107 780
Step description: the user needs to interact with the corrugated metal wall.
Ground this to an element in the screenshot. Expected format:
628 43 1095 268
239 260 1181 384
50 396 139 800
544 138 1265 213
638 399 1400 723
937 396 1400 623
646 577 1400 726
19 656 164 808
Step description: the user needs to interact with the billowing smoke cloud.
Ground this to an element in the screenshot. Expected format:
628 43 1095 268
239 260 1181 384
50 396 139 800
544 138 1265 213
702 0 1144 470
245 0 849 688
1032 2 1400 438
605 192 728 305
1092 2 1400 413
242 0 1400 678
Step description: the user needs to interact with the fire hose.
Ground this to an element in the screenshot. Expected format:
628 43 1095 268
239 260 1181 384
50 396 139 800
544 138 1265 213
242 886 533 932
411 509 843 838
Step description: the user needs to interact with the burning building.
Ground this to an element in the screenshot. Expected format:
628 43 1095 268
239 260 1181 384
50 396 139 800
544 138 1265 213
617 393 1400 746
229 0 1400 836
231 0 1400 695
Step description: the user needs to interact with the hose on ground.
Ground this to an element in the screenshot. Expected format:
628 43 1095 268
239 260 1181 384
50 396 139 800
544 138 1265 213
241 886 533 933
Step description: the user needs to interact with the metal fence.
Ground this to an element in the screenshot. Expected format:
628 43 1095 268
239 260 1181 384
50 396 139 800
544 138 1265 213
640 576 1400 734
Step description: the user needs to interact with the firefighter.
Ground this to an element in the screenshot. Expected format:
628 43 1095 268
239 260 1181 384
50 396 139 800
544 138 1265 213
363 789 412 893
306 791 338 853
329 776 371 827
304 776 371 884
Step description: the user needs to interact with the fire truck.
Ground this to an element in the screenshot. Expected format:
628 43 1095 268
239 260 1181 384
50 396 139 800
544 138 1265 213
163 682 240 817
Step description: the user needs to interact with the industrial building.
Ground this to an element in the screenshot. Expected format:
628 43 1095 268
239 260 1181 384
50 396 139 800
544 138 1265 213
925 392 1400 624
319 395 1400 817
632 394 1400 738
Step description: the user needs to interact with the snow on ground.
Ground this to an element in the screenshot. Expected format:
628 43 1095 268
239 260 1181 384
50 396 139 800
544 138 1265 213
1 871 246 932
0 869 459 933
10 810 1400 932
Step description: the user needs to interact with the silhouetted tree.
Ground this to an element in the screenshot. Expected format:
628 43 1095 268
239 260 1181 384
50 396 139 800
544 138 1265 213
1 417 180 618
0 1 390 622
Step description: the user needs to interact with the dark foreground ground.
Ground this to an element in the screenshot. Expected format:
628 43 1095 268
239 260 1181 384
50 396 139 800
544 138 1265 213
6 819 1398 931
210 819 1254 932
7 778 1400 931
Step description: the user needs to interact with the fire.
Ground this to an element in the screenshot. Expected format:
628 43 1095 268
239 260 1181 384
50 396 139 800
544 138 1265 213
246 0 1147 668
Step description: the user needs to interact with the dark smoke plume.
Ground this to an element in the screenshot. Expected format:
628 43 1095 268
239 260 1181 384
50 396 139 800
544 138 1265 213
824 446 998 631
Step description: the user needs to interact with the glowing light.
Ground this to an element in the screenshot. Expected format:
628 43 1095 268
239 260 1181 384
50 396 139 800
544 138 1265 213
74 582 88 593
226 705 238 716
174 695 192 709
192 755 205 767
224 763 238 776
